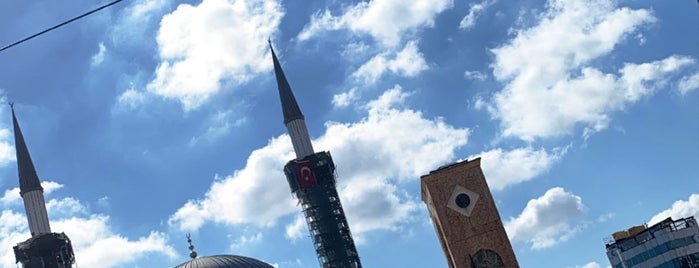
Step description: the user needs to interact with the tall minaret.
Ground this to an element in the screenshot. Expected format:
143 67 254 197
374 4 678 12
11 104 51 236
10 104 75 268
270 42 362 268
270 42 314 159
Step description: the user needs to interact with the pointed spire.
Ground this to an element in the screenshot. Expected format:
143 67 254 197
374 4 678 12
269 41 304 124
10 103 43 196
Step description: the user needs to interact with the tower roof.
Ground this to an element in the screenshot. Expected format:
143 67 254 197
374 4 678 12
269 42 304 124
11 105 43 196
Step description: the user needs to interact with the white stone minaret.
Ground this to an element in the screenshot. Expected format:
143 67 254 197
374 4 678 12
11 104 51 236
269 42 315 159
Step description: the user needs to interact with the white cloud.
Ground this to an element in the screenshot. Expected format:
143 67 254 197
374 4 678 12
567 262 602 268
352 41 428 84
0 126 15 167
473 147 565 191
332 87 360 108
145 0 284 110
648 193 699 226
0 192 176 268
284 215 306 241
1 181 64 205
505 187 586 249
459 0 496 30
111 0 171 46
128 0 170 22
298 0 452 46
91 42 107 66
52 216 176 268
47 197 87 218
484 0 696 141
116 88 148 110
189 110 246 146
169 85 469 239
231 231 263 249
464 70 487 81
339 177 418 244
678 72 699 95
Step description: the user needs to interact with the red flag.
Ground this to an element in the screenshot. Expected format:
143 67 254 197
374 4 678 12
295 161 317 188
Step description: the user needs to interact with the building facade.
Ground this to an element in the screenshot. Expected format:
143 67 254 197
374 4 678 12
421 158 519 268
605 216 699 268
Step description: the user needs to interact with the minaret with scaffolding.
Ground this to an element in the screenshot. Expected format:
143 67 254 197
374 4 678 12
270 43 362 268
10 104 75 268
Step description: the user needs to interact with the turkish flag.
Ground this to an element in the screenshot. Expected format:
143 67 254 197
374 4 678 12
295 161 317 188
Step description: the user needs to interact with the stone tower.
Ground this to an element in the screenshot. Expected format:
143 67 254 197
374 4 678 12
421 158 519 268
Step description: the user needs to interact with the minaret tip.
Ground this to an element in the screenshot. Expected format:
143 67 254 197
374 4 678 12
270 43 304 125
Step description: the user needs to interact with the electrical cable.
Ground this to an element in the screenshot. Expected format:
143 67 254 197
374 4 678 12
0 0 125 53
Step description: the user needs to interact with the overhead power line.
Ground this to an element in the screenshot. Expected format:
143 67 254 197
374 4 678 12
0 0 125 53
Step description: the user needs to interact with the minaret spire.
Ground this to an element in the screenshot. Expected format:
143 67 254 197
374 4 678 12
270 43 362 268
269 42 314 159
10 103 51 236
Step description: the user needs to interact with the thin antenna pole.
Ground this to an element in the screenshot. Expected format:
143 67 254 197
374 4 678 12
0 0 125 53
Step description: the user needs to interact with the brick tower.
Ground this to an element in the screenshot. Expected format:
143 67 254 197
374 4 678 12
421 158 518 268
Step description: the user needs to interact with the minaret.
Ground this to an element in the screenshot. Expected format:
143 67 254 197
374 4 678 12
270 42 314 159
10 104 75 268
11 104 51 236
270 42 362 268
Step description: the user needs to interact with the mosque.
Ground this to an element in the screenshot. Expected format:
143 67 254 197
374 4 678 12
8 42 359 268
9 41 517 268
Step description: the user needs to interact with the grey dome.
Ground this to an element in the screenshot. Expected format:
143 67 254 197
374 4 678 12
174 255 274 268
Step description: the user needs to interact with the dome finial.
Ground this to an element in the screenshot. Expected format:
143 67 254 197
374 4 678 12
186 233 198 259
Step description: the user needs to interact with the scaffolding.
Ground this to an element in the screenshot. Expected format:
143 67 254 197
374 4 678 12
284 152 361 268
13 232 75 268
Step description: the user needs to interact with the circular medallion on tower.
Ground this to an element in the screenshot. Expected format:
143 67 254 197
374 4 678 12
447 185 479 217
455 193 471 208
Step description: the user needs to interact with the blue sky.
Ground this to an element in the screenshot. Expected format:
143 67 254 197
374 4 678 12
0 0 697 267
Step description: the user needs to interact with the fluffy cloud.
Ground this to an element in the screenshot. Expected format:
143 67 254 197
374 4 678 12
352 41 428 84
678 72 699 95
332 87 360 108
648 193 699 225
145 0 284 110
90 42 107 67
567 262 603 268
483 0 696 141
459 0 496 30
298 0 452 46
464 70 487 81
0 114 14 167
473 147 565 191
505 187 585 249
284 215 306 240
0 188 176 267
189 110 246 146
1 181 64 205
170 85 469 240
116 88 148 110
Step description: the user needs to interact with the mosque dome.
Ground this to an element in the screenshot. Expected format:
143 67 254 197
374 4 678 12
174 255 275 268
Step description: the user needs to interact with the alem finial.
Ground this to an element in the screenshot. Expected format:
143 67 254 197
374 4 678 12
186 233 198 259
8 102 14 110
